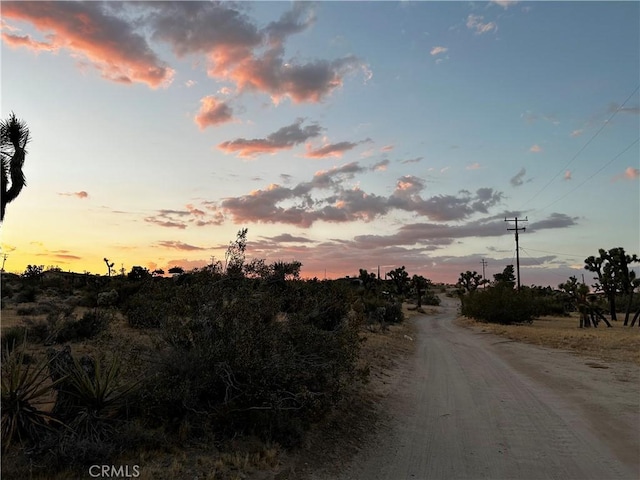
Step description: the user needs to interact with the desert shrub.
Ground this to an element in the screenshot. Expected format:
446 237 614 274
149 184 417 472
360 294 404 325
55 310 110 343
17 350 137 472
1 326 27 356
23 319 50 344
615 293 640 313
124 299 166 328
530 292 568 317
97 289 118 308
122 280 174 328
76 289 98 308
382 301 404 323
461 286 536 325
15 305 37 316
16 302 55 316
14 287 36 304
421 289 441 306
2 284 13 299
140 281 361 446
34 433 117 469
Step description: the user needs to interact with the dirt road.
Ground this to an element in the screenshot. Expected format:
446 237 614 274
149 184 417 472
311 296 640 480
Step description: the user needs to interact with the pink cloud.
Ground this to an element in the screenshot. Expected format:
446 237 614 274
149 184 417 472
529 144 542 153
218 120 322 158
4 2 367 105
491 1 519 9
371 159 389 172
156 241 207 251
430 46 448 56
466 15 497 35
58 191 89 199
466 162 482 170
225 48 365 104
305 141 359 159
194 96 234 129
2 1 174 88
1 32 57 51
564 170 572 181
144 204 225 228
625 167 640 179
613 167 640 182
148 2 365 104
570 129 583 137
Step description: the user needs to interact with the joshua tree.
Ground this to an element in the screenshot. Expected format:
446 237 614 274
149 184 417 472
388 266 410 296
584 247 639 323
411 274 431 308
103 257 115 277
1 112 30 222
457 270 484 294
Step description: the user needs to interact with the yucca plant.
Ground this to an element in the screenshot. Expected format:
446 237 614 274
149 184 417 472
1 342 67 451
63 355 137 441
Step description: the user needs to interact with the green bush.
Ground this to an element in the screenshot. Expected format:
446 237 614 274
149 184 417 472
461 286 536 325
383 301 404 323
421 290 441 306
361 294 404 325
14 287 36 304
122 280 174 328
138 280 361 446
55 311 110 343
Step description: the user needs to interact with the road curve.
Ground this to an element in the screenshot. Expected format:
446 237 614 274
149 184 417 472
313 296 640 480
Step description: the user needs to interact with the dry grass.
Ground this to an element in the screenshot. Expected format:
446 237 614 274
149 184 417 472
1 304 42 330
457 314 640 365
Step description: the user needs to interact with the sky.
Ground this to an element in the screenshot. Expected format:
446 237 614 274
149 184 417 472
1 0 639 286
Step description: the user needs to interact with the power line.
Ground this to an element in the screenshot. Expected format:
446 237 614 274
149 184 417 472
519 247 576 281
534 137 639 213
524 247 590 259
519 84 639 211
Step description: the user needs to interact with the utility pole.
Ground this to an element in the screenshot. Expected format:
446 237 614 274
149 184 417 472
505 217 528 291
480 259 488 288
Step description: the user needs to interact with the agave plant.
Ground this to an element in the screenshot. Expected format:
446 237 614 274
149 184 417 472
1 343 67 451
1 112 30 222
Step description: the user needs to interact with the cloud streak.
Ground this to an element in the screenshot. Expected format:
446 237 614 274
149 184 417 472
218 119 322 158
305 141 360 159
58 191 89 199
510 168 527 187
